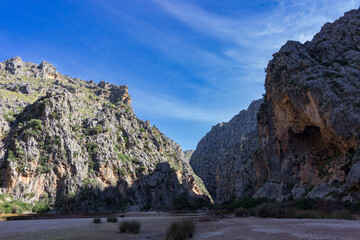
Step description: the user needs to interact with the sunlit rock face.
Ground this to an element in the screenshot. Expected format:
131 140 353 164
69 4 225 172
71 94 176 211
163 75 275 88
0 57 211 212
256 8 360 201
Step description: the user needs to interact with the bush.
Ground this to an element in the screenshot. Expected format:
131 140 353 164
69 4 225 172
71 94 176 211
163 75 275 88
249 201 356 220
295 198 316 210
182 219 196 238
166 219 196 240
234 207 249 217
119 220 141 234
32 201 50 213
141 204 152 211
107 217 117 223
223 198 268 212
93 218 101 224
172 193 195 210
252 203 288 218
347 200 360 213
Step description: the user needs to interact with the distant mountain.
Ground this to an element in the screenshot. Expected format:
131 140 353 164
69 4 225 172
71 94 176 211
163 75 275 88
0 57 210 212
190 100 262 203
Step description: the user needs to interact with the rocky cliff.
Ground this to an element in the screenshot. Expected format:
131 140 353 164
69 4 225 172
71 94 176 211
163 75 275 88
0 57 210 212
191 8 360 203
190 100 262 203
256 8 360 201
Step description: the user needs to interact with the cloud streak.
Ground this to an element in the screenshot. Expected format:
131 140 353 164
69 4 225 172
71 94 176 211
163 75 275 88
131 89 234 123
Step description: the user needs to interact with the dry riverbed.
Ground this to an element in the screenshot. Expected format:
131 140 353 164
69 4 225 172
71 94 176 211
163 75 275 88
0 212 360 240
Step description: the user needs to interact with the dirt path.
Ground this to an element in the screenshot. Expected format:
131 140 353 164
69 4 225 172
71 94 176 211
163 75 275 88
0 213 359 240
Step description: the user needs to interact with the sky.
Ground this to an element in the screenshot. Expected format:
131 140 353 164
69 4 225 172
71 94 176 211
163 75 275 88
0 0 359 150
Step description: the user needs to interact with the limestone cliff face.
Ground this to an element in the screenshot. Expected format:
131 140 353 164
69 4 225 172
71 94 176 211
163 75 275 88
190 100 262 203
256 9 360 201
0 57 210 212
191 9 360 203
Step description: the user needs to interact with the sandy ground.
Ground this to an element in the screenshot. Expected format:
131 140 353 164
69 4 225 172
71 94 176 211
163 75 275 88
0 213 360 240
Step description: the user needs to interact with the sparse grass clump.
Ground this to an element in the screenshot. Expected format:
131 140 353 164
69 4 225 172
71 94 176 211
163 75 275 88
107 216 117 223
93 218 101 224
166 219 196 240
119 220 141 234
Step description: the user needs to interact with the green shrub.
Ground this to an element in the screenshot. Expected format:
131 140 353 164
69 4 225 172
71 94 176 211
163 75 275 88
24 129 39 137
4 111 16 123
107 217 117 223
6 150 17 162
248 201 356 220
27 119 43 131
139 127 145 132
86 142 99 153
118 153 131 162
224 198 268 212
252 202 287 218
295 198 315 210
24 193 36 199
141 204 152 211
93 218 101 224
118 167 127 177
11 205 20 213
119 220 141 234
86 125 104 135
173 193 192 210
166 219 196 240
234 207 249 217
49 111 59 119
32 201 50 213
346 200 360 213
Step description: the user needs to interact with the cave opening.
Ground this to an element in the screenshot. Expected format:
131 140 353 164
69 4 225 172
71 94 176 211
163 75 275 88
288 126 324 155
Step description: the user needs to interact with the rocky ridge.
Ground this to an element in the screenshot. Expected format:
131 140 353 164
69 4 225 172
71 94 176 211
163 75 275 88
191 8 360 203
256 8 360 201
190 100 262 203
0 57 210 212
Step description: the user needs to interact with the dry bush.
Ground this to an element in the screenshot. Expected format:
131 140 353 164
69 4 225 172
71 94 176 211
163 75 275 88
107 216 117 223
166 219 196 240
119 220 141 234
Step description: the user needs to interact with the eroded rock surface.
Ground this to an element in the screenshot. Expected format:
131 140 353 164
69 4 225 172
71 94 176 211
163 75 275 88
0 57 210 212
191 8 360 203
257 8 360 201
190 100 262 203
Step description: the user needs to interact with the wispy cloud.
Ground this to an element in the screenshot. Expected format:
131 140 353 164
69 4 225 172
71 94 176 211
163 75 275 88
131 89 234 123
152 0 360 52
93 0 360 126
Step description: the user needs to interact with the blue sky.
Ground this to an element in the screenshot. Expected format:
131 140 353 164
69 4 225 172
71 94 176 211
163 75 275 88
0 0 359 150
